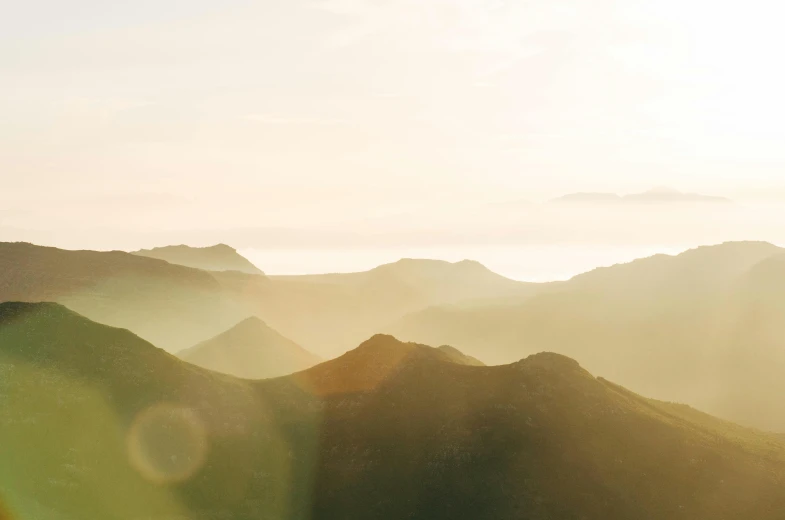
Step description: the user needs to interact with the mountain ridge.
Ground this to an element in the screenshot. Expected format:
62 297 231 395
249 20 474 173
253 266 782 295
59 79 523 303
133 243 264 275
5 303 785 519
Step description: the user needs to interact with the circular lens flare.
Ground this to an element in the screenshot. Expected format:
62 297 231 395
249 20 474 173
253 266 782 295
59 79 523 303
127 403 208 485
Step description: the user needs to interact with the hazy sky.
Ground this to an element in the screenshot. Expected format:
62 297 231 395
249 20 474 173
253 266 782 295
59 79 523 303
3 0 785 256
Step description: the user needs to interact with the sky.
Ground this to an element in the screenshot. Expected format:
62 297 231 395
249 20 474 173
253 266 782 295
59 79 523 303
2 0 785 276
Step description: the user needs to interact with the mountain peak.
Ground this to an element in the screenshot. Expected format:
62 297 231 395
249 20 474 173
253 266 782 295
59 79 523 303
293 335 478 396
178 316 320 379
514 351 584 371
234 314 271 329
133 243 264 275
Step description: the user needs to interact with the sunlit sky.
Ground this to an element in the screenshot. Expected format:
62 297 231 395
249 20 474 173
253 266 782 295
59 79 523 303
3 0 785 276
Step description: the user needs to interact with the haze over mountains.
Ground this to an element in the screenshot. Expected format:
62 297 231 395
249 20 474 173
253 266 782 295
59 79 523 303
5 302 785 519
389 241 785 430
0 242 536 357
0 241 258 352
8 240 785 430
8 0 785 516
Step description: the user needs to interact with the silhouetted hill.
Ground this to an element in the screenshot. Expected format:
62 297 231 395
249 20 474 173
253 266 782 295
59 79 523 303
5 306 785 519
389 241 785 430
133 243 264 275
178 316 320 379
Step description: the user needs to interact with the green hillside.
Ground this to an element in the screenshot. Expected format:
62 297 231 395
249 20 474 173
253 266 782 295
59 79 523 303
4 302 785 519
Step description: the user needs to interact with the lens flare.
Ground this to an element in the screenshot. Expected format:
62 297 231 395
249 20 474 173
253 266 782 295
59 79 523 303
127 403 208 485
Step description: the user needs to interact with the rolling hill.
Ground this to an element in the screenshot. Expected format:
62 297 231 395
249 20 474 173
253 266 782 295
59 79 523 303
5 302 785 519
178 316 321 379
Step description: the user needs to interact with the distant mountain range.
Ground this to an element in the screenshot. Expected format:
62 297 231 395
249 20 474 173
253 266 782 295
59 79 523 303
178 316 321 379
552 187 732 204
10 239 785 431
133 243 264 274
0 242 538 358
388 241 785 430
4 302 785 519
0 241 267 352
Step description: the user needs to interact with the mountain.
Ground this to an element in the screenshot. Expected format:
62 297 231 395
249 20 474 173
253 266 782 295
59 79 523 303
178 316 321 379
0 241 262 351
260 258 542 357
272 258 536 304
5 304 785 519
288 334 484 395
552 187 732 204
0 242 542 359
132 243 264 274
389 241 785 430
437 344 485 366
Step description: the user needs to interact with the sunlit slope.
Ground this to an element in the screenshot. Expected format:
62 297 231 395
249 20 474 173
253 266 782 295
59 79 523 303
4 303 785 519
389 241 785 429
178 316 321 379
0 302 296 520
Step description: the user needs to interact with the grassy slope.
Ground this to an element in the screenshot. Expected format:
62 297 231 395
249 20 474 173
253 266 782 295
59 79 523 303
4 303 785 519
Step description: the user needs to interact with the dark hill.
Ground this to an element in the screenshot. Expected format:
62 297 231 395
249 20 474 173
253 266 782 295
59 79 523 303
5 304 785 519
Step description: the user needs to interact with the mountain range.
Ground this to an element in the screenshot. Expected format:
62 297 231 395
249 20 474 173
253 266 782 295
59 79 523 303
0 242 536 357
7 239 785 432
388 241 785 430
5 302 785 519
